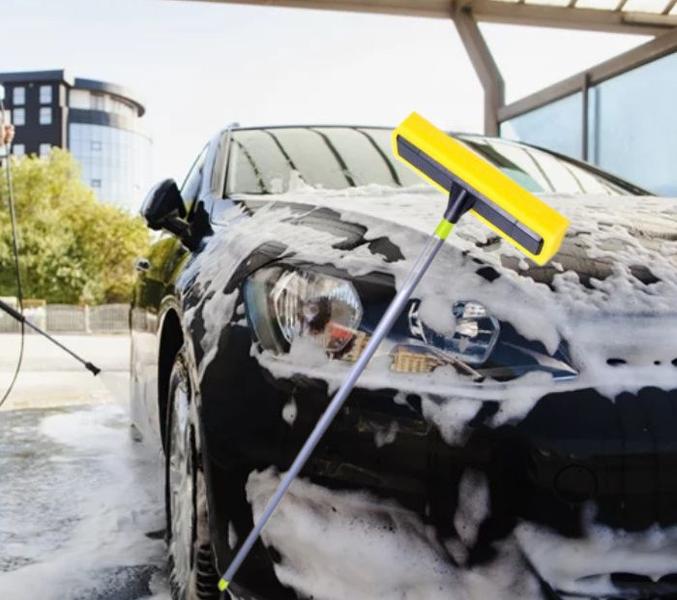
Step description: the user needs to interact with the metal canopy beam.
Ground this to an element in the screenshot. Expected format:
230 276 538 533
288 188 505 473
185 0 677 35
181 0 454 18
454 7 504 135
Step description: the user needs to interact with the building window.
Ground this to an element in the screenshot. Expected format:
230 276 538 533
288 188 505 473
12 108 25 126
90 178 102 188
13 144 25 157
39 107 52 125
69 89 90 110
12 87 25 105
39 143 51 158
40 85 52 104
91 140 102 151
91 93 105 111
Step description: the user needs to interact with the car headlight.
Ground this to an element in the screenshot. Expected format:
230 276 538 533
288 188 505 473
244 266 363 354
409 299 500 365
244 265 500 373
244 266 573 382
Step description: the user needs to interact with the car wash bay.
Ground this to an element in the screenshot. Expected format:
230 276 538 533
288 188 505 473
1 1 676 599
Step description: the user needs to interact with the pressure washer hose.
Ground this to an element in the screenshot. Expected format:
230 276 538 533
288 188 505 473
0 96 25 409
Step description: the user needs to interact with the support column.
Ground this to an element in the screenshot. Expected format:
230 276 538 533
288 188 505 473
581 73 590 161
453 6 505 136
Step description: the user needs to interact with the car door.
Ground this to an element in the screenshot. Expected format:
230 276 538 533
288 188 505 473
130 144 210 445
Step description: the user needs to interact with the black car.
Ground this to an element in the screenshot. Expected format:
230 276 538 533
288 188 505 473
130 125 677 600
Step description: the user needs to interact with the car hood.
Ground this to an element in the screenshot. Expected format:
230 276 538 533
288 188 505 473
234 187 677 316
184 187 677 424
226 188 677 396
237 186 677 286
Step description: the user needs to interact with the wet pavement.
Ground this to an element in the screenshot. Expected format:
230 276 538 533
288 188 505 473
0 334 130 411
0 404 170 600
0 333 170 600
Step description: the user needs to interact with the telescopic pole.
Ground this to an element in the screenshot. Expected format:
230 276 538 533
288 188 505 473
218 188 474 593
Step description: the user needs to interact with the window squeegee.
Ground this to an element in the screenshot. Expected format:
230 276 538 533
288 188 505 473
218 112 569 593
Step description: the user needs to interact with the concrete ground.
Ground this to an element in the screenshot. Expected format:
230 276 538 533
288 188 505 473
0 333 131 411
0 333 171 600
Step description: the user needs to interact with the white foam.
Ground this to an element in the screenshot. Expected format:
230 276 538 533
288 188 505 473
246 467 541 599
0 405 168 600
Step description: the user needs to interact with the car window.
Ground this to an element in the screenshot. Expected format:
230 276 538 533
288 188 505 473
224 127 419 196
458 136 643 196
313 127 400 187
224 127 646 197
181 144 209 213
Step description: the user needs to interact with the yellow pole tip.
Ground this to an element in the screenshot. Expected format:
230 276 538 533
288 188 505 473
218 579 229 592
434 219 453 240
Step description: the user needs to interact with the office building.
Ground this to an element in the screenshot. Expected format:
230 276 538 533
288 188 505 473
0 70 151 209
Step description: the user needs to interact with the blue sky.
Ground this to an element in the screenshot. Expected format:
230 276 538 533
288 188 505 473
4 0 645 186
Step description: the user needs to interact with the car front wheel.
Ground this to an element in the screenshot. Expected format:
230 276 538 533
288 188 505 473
165 350 220 600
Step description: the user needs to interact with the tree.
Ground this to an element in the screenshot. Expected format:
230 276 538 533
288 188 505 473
0 149 150 304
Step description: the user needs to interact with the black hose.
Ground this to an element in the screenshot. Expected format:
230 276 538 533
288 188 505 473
0 99 25 409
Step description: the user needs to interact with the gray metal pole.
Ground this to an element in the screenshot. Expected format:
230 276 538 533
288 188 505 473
220 232 447 591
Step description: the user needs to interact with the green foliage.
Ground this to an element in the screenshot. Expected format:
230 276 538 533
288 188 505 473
0 149 150 304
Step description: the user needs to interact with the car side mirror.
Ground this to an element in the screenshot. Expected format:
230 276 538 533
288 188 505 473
140 179 191 241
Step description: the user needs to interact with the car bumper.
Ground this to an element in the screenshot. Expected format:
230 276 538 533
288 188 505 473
200 325 677 599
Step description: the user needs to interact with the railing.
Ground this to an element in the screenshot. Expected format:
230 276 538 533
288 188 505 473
0 300 129 334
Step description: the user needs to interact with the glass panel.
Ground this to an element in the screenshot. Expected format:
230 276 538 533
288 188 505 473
227 140 262 194
315 127 397 187
69 89 90 109
574 0 620 9
460 136 632 195
226 127 421 196
270 128 353 190
588 51 677 195
39 107 52 125
68 122 151 210
12 87 25 105
39 144 51 157
228 129 296 194
524 0 570 5
180 144 209 210
91 93 105 111
40 85 52 104
13 144 25 156
12 108 25 126
365 129 421 187
501 93 583 160
622 0 669 11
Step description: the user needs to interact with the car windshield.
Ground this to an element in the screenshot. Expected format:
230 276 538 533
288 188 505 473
224 127 646 198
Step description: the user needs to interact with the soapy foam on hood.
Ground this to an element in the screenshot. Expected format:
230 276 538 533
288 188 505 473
188 186 677 430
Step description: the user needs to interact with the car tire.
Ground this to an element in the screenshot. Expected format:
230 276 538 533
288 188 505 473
165 349 220 600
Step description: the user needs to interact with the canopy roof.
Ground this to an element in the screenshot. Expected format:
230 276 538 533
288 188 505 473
195 0 677 35
181 0 677 135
